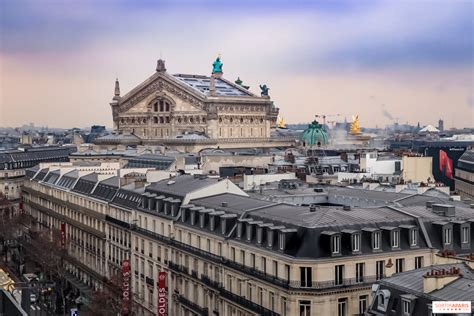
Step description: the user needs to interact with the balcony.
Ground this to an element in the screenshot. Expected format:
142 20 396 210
200 274 222 290
288 275 383 290
219 288 279 316
168 261 188 274
105 215 131 229
175 294 209 316
173 294 209 316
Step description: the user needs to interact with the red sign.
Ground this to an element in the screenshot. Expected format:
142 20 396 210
157 272 167 316
122 259 131 315
60 223 66 248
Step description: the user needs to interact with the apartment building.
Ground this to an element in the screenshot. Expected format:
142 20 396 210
22 165 474 316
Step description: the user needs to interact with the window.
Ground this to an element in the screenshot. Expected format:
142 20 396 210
444 227 452 245
376 260 385 280
332 235 341 254
338 298 347 316
300 267 312 288
237 223 242 238
402 299 411 315
392 230 400 248
396 258 404 273
240 250 245 265
247 283 252 301
377 293 385 310
415 256 423 269
251 254 256 269
410 229 418 246
281 297 287 316
356 263 365 283
373 231 381 250
335 265 344 285
257 228 263 244
269 292 275 311
299 300 311 316
231 247 235 261
352 233 361 252
258 287 263 305
279 233 285 250
273 260 278 277
261 257 266 274
359 295 368 315
462 226 469 244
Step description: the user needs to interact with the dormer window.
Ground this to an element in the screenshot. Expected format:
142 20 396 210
402 300 411 315
210 216 215 231
410 229 418 247
352 233 361 252
391 230 400 248
279 232 285 250
237 222 243 239
190 211 196 226
332 235 341 254
268 230 274 247
461 226 470 244
199 213 205 228
246 223 252 241
221 219 227 235
257 228 263 244
373 231 381 250
443 227 452 245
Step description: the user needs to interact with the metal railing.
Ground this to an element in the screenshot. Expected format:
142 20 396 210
219 288 279 316
175 294 209 316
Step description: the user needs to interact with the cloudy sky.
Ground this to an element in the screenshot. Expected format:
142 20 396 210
0 0 472 129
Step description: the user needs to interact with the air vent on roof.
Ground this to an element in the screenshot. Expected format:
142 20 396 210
343 205 352 211
314 188 324 193
221 202 228 207
167 180 175 185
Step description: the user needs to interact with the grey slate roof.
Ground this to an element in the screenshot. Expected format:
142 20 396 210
191 193 275 215
146 175 220 197
379 263 474 302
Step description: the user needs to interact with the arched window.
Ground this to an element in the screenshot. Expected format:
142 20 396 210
154 117 158 124
159 101 164 112
154 103 158 112
165 102 170 112
160 117 164 124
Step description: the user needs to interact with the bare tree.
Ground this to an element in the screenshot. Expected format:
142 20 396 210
87 271 138 316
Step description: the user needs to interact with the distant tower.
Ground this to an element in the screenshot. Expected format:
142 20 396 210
110 78 121 130
438 119 444 132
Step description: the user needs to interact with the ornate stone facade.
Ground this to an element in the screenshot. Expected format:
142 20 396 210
110 59 279 141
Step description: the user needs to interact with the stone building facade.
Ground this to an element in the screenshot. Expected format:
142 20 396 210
110 58 279 141
21 163 474 316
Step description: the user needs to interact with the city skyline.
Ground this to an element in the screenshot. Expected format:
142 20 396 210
1 0 473 129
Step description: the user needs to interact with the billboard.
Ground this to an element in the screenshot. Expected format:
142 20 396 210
122 260 131 315
425 147 466 190
157 272 167 316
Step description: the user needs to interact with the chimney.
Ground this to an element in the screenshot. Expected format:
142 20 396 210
423 267 461 293
432 204 456 217
309 205 317 212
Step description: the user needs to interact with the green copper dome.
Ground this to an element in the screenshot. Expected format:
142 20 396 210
301 120 328 147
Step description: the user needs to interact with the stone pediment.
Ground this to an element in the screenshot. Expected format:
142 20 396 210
118 73 206 113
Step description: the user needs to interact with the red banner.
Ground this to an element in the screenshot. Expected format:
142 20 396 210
157 272 167 316
122 259 131 315
60 223 66 248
